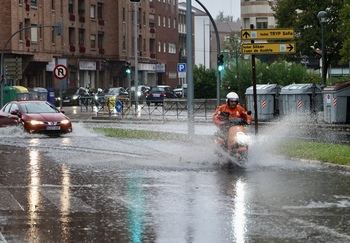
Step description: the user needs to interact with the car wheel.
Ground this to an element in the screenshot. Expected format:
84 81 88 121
17 122 26 133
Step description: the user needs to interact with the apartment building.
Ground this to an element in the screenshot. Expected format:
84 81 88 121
0 0 180 91
241 0 277 29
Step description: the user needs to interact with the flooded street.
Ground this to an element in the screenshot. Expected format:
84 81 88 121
0 122 349 242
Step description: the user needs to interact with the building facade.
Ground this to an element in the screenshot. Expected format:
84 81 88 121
0 0 182 92
241 0 277 29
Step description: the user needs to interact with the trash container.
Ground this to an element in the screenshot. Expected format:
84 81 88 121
1 86 17 105
46 87 56 105
323 80 350 124
13 86 30 100
245 84 283 121
280 83 323 115
34 87 48 100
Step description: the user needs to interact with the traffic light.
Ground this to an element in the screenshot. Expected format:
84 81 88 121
125 61 131 74
217 54 224 72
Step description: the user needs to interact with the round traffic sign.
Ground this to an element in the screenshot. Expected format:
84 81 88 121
53 64 68 80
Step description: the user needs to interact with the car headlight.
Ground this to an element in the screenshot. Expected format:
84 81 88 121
72 95 79 100
60 119 70 125
29 120 44 125
137 91 141 97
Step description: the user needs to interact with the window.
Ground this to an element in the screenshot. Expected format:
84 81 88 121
97 3 103 19
19 22 23 40
158 15 161 26
90 5 95 19
163 42 166 53
51 27 55 44
168 17 171 28
69 27 75 44
123 8 126 22
90 34 96 48
168 43 176 54
256 18 268 29
30 0 37 6
51 0 55 10
78 28 85 45
163 16 166 27
158 41 161 52
31 25 38 42
98 31 104 47
69 0 74 13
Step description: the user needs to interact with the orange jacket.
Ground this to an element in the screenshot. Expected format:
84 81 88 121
213 103 252 127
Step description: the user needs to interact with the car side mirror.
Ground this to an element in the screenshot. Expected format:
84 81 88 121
10 110 19 116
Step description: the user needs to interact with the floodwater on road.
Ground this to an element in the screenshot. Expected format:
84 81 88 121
0 121 349 242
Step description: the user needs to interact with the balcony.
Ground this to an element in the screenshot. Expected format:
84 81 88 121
98 19 105 26
25 2 30 11
99 48 105 55
150 53 156 59
69 44 75 52
150 27 156 34
79 16 85 23
79 45 86 53
69 13 75 21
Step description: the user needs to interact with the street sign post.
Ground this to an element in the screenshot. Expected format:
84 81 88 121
53 64 68 80
241 29 294 40
242 43 295 54
177 63 187 78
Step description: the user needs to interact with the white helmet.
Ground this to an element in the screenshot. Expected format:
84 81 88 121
226 92 239 104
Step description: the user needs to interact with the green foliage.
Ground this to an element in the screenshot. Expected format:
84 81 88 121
222 59 321 102
215 11 234 22
272 0 343 68
193 65 217 98
276 141 350 165
339 1 350 63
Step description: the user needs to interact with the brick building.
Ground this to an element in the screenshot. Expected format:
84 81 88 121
0 0 181 92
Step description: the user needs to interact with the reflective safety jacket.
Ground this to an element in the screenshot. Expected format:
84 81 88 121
212 103 252 127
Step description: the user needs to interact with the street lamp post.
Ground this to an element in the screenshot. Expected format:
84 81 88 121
317 10 327 88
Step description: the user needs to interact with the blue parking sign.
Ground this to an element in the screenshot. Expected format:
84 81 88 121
177 63 186 72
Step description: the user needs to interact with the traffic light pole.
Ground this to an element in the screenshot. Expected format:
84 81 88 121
194 0 221 107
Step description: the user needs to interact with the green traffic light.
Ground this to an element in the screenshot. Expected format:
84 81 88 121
218 65 224 72
126 69 131 74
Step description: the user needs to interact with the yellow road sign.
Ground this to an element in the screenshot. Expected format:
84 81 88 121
242 43 296 54
241 29 294 40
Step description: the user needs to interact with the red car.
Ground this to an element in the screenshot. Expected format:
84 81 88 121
0 100 73 135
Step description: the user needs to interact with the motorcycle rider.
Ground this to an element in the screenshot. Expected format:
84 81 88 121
213 92 252 134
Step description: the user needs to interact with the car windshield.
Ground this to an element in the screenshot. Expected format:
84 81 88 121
151 87 164 92
20 102 59 114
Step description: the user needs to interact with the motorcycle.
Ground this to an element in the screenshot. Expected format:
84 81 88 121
214 111 251 169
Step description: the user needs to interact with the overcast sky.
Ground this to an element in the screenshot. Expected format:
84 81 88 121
191 0 241 20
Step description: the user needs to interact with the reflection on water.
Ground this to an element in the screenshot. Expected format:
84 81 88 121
28 149 40 241
126 171 145 243
233 179 246 243
60 164 71 242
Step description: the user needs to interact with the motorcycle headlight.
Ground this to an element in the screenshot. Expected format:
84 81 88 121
235 132 249 145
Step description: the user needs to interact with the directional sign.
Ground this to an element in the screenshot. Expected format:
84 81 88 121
53 64 68 80
242 43 296 55
241 29 294 40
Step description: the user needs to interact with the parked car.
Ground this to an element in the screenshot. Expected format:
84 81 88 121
105 87 129 98
174 84 187 98
126 85 150 104
0 100 72 135
56 87 89 106
145 85 178 105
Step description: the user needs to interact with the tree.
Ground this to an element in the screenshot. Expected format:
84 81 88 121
193 65 217 98
215 11 234 22
339 1 350 63
272 0 343 80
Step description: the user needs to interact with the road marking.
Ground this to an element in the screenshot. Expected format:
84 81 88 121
42 189 96 213
0 189 24 211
